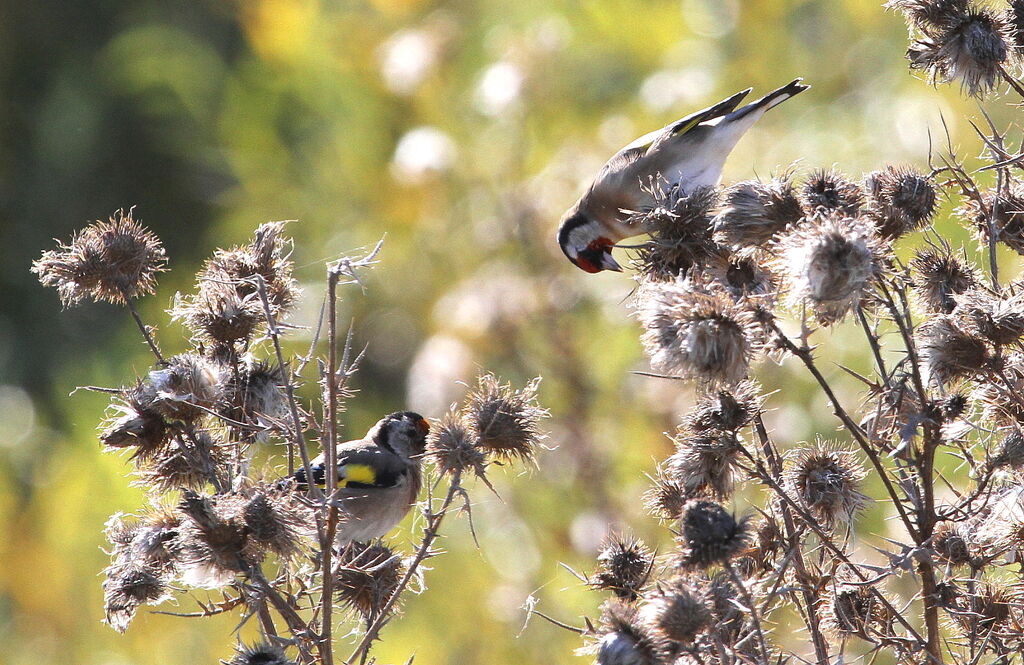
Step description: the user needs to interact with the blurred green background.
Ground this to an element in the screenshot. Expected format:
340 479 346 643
0 0 1015 663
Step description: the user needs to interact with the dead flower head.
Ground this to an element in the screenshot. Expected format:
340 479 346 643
426 409 487 479
693 252 780 304
713 175 803 250
635 278 759 386
665 429 742 500
103 562 171 633
580 599 668 665
143 353 225 423
132 432 226 493
962 178 1024 256
100 387 169 457
676 499 750 569
105 507 182 574
33 208 167 307
785 442 868 527
991 427 1024 469
954 288 1024 347
463 374 548 463
887 0 971 32
906 6 1012 98
820 578 891 640
336 541 404 621
799 169 864 217
171 283 264 345
175 491 262 589
932 520 978 567
774 213 886 325
911 248 980 314
1010 0 1024 52
640 576 711 644
975 352 1024 425
591 533 655 601
643 471 690 522
220 358 286 441
228 643 294 665
630 182 719 281
865 165 938 239
917 315 991 386
684 380 762 433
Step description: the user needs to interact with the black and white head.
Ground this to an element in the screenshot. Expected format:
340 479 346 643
372 411 430 460
556 210 623 273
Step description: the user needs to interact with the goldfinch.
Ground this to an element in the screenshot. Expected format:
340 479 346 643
557 79 809 273
292 411 429 545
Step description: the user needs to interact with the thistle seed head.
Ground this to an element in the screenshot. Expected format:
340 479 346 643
635 278 759 386
426 409 488 479
32 208 167 306
144 353 225 423
713 176 803 250
954 288 1024 347
463 374 548 463
336 541 404 621
103 562 170 633
992 428 1024 469
665 429 741 500
799 169 864 217
785 443 868 527
640 576 711 643
132 433 227 493
821 579 890 639
100 388 169 456
684 381 762 433
917 315 991 385
642 471 691 522
676 499 750 569
887 0 970 31
583 599 668 665
962 179 1024 256
911 248 980 314
630 183 719 281
228 643 294 665
908 9 1012 98
591 534 655 601
774 213 885 325
864 165 938 239
932 521 976 567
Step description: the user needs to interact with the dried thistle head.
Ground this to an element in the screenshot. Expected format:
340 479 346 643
105 507 182 574
864 165 938 239
665 429 741 500
799 169 864 217
198 221 300 320
426 409 487 479
694 252 780 304
132 433 226 493
228 643 294 665
962 178 1024 255
991 428 1024 469
1010 0 1024 51
336 541 404 621
103 562 170 633
954 288 1024 347
887 0 970 31
640 576 711 643
591 534 655 601
643 471 690 522
737 511 786 575
634 279 759 386
905 5 1012 98
774 213 886 325
706 573 745 642
676 499 750 569
32 208 167 306
684 381 761 433
785 442 868 527
143 353 225 423
463 374 547 463
241 489 307 559
932 520 977 567
975 352 1024 425
952 582 1017 635
917 315 991 386
630 183 719 281
820 579 890 640
175 491 260 589
100 387 169 457
713 176 803 250
580 599 668 665
221 358 286 441
911 248 980 314
170 283 264 345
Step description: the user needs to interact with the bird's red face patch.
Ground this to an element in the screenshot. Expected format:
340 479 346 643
415 418 431 435
573 237 616 273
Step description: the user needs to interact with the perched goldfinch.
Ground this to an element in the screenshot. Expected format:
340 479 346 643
557 79 809 273
292 411 429 545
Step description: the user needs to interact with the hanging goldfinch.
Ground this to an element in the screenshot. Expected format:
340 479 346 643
557 79 809 273
291 411 430 545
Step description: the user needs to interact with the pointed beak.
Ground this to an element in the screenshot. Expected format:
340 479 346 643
601 250 623 272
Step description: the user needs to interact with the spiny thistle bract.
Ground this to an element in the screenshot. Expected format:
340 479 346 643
917 314 991 385
931 521 977 567
798 169 864 217
228 642 295 665
664 429 742 500
954 288 1024 348
335 541 405 622
640 576 711 643
580 599 669 665
911 248 980 314
961 177 1024 256
683 381 762 433
634 279 759 385
426 408 488 478
820 578 891 640
774 212 886 325
462 373 547 463
102 562 171 633
32 208 167 306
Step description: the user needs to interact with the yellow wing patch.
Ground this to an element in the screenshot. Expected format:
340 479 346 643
337 463 376 488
